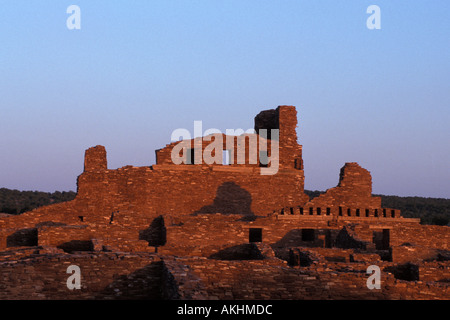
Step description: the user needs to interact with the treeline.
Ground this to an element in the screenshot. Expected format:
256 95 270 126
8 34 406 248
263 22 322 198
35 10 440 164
0 188 448 226
376 194 450 226
304 190 450 226
0 188 76 215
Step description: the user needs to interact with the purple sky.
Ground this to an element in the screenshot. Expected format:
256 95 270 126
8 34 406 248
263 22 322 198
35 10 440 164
1 1 449 198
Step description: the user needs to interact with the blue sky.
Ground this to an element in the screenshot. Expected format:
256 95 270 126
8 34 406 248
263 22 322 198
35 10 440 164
0 1 449 198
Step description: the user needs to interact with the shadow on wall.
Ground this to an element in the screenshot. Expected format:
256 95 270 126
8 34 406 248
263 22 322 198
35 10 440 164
57 240 94 253
384 263 420 281
6 228 38 247
97 261 164 300
139 216 167 247
209 244 264 260
272 229 327 248
193 182 254 217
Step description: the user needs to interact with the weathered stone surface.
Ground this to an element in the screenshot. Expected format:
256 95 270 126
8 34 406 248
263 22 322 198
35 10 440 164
0 105 448 300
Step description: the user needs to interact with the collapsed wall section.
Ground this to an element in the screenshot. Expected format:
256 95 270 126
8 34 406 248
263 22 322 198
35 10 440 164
307 162 381 209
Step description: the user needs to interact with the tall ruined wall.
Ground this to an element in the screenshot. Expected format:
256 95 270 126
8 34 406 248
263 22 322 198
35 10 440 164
75 163 308 218
254 106 303 170
75 136 309 220
84 145 107 172
277 106 304 170
156 133 267 167
157 105 305 172
306 162 382 210
0 151 309 251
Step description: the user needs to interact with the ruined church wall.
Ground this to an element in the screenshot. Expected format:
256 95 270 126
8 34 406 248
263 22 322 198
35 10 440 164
76 165 309 218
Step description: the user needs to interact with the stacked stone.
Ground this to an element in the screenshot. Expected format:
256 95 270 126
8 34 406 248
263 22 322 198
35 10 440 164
0 252 163 300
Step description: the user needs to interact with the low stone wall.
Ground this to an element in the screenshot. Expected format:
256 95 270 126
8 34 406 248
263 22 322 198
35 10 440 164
0 252 163 300
419 262 450 282
391 245 441 263
173 258 450 300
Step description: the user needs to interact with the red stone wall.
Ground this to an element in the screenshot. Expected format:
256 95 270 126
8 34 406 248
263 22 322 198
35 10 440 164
171 257 450 300
307 162 381 209
0 252 163 300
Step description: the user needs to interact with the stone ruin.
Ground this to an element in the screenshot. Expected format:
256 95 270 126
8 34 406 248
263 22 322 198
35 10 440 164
0 105 448 300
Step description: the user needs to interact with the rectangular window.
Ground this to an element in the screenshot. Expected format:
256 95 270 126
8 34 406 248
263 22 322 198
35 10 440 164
249 228 262 243
187 148 195 165
326 208 331 216
339 207 343 216
356 209 360 217
294 158 302 170
365 209 370 217
222 150 231 165
316 208 321 215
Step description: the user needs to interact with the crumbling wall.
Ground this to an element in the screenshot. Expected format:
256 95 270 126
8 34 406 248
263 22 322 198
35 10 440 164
390 224 450 250
0 253 163 300
84 145 107 172
419 261 450 282
335 225 372 250
390 244 441 263
176 257 450 300
156 133 268 167
306 162 382 210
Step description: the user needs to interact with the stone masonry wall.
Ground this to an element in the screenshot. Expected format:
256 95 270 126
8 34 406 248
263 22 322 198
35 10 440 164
0 253 163 300
170 257 450 300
